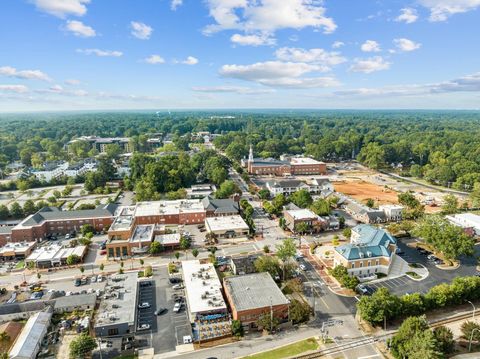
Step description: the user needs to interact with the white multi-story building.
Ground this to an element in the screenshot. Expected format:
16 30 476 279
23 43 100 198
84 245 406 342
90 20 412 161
379 204 404 221
446 213 480 236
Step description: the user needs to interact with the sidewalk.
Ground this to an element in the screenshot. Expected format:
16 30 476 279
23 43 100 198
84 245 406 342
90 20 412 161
301 245 353 296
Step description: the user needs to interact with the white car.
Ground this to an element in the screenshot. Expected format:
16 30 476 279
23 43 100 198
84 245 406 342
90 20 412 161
172 284 184 290
183 335 192 344
299 264 307 271
97 275 104 282
173 302 182 312
138 302 150 309
138 323 150 331
91 276 97 283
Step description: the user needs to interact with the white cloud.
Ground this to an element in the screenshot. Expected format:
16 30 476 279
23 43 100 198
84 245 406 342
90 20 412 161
144 55 165 64
0 85 29 93
335 72 480 97
171 0 183 10
219 60 340 88
33 0 90 18
332 41 344 48
203 0 337 36
361 40 381 52
419 0 480 21
230 33 276 46
274 47 346 71
65 20 96 37
191 86 275 94
393 38 422 52
130 21 153 40
65 79 81 85
349 56 391 74
0 66 52 81
182 56 199 65
396 8 419 23
34 84 89 96
76 49 123 57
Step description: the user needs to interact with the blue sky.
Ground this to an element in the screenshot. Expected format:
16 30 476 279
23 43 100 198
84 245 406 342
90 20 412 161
0 0 479 111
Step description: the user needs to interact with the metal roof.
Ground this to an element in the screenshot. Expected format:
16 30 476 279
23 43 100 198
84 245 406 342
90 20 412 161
224 272 289 312
9 310 52 359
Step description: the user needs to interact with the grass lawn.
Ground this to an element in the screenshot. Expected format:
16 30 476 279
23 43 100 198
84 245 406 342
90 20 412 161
15 260 25 269
243 337 319 359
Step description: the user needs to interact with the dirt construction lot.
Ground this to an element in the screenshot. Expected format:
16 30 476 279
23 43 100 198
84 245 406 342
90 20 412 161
333 180 399 205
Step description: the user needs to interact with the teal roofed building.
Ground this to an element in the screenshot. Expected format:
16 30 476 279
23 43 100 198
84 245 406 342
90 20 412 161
333 224 397 280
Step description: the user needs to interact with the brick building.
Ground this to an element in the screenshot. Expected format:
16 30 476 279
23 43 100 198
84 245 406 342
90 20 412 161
333 224 397 280
9 204 117 242
245 146 326 176
223 272 290 331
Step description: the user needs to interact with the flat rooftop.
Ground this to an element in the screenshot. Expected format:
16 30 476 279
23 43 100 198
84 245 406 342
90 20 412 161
182 260 227 315
285 208 318 220
224 272 289 312
26 245 86 262
130 224 154 243
447 213 480 228
135 199 204 217
154 233 181 246
205 215 249 232
290 157 324 165
0 241 36 255
95 273 138 327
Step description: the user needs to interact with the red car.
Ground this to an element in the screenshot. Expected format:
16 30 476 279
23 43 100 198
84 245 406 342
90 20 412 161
100 250 107 255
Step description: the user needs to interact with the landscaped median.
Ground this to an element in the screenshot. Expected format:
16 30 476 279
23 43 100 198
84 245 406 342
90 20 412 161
242 337 320 359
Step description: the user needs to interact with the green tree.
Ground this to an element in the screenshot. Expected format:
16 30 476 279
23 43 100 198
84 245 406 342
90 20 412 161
342 227 352 239
79 266 85 274
254 256 281 279
215 180 241 199
258 189 270 200
365 198 375 208
80 224 94 237
69 333 97 358
433 326 454 355
413 215 474 260
390 316 441 359
289 298 311 324
174 252 180 261
66 254 80 266
357 142 386 169
461 321 480 342
149 241 163 254
289 189 313 208
294 222 310 234
263 245 270 253
23 200 36 215
192 248 199 258
256 313 279 334
357 287 401 325
99 263 104 272
310 198 330 216
231 319 244 337
144 265 153 277
0 205 9 220
276 238 297 279
441 194 458 215
9 202 23 218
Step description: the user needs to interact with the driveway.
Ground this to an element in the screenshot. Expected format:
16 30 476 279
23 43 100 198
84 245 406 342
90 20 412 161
365 238 480 296
135 267 191 354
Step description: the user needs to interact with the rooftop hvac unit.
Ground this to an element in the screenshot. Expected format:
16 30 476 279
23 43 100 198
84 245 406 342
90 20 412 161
367 251 372 257
359 252 364 258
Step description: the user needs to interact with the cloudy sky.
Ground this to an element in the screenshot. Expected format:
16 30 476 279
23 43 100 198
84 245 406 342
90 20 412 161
0 0 479 111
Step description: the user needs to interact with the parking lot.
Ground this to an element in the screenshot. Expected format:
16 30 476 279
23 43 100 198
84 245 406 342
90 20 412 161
363 238 480 296
135 267 192 354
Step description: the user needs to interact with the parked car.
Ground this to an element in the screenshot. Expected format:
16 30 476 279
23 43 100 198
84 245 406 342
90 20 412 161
154 308 167 316
299 264 307 271
138 302 150 309
183 335 192 344
97 275 104 282
91 276 97 283
172 284 184 290
74 278 81 287
356 284 369 295
138 324 150 331
173 302 182 312
169 277 182 284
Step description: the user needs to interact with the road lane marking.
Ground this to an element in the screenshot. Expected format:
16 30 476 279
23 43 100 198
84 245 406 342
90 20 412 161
357 355 381 359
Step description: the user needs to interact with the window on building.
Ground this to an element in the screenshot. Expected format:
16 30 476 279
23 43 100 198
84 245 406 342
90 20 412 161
108 328 119 336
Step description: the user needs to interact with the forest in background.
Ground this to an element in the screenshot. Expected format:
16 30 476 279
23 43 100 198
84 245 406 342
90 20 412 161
1 110 480 193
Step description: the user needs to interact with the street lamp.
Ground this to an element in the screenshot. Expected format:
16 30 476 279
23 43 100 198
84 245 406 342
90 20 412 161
469 327 480 352
468 301 476 320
